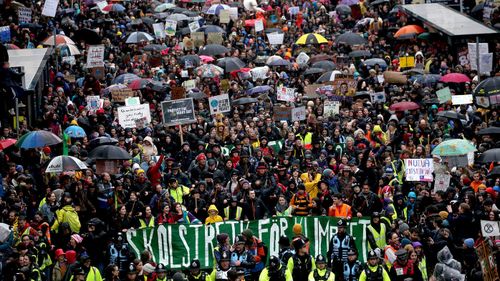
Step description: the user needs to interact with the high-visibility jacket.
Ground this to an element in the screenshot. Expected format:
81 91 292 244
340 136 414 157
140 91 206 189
308 268 335 281
418 257 427 281
328 203 352 218
367 224 386 250
224 206 242 220
170 185 190 204
139 216 155 228
384 245 398 269
296 133 313 150
51 205 81 233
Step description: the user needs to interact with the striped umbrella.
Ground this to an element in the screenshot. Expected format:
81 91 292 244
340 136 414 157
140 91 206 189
42 34 76 46
57 44 81 56
295 33 328 45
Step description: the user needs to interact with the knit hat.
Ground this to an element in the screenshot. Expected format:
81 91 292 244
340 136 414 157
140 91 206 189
43 146 51 154
322 169 334 177
293 224 303 235
401 238 412 247
66 250 77 264
196 153 207 161
439 211 449 220
136 169 145 175
462 177 471 186
464 238 474 248
242 229 253 240
399 223 410 233
71 234 83 244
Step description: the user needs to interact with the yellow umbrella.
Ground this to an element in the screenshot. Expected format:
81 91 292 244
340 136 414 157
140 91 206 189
295 33 328 45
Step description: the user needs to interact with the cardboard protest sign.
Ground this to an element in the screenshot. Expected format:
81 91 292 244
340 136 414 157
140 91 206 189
404 158 434 182
291 106 307 122
209 94 231 115
62 56 76 65
267 32 284 45
219 10 230 23
434 173 451 192
86 45 105 68
191 32 205 47
165 20 177 37
111 88 134 103
86 96 101 111
250 66 269 81
189 21 200 33
207 32 223 45
370 92 386 103
228 7 238 19
161 98 196 126
183 80 197 91
323 100 340 117
117 104 152 128
296 52 310 65
399 56 415 68
273 106 292 121
254 19 264 32
475 96 490 108
436 87 452 103
468 43 488 70
277 87 296 102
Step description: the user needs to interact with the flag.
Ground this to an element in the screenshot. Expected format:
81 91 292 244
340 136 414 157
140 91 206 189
480 220 500 237
62 133 70 156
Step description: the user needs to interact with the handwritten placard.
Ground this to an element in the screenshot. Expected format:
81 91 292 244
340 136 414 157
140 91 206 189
111 88 134 103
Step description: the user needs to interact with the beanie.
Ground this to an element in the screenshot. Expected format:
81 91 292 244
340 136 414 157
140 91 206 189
462 177 471 186
242 229 253 240
439 211 449 220
399 223 410 233
464 238 474 248
71 234 83 244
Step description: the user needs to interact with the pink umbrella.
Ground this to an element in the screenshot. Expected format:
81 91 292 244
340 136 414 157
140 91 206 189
200 55 214 63
389 101 420 111
440 73 471 83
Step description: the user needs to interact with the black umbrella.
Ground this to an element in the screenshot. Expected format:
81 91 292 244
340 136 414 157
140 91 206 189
309 54 332 64
371 0 389 5
436 111 465 120
423 98 440 104
335 32 367 46
312 60 336 71
89 145 131 160
487 166 500 178
198 25 226 34
147 81 169 92
73 28 102 45
217 57 246 72
199 44 230 56
19 23 43 29
478 127 500 135
143 44 168 52
335 4 351 15
179 55 201 66
264 28 284 34
88 137 118 148
303 67 326 75
349 50 372 58
232 97 258 105
473 76 500 96
403 68 425 75
354 91 371 99
187 89 207 99
478 148 500 163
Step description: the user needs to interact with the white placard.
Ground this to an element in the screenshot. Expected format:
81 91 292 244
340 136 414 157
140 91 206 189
479 53 493 74
42 0 59 17
254 19 264 32
296 52 310 65
165 20 177 37
86 96 101 111
434 173 451 192
404 158 434 182
323 100 340 117
480 220 500 237
370 92 386 103
183 79 196 91
117 103 152 128
451 94 473 105
228 7 238 20
267 33 284 45
86 45 105 68
125 97 140 106
189 21 200 33
291 106 306 121
289 6 300 15
468 43 488 70
18 7 32 23
475 96 490 108
209 94 231 115
277 87 296 102
62 55 76 65
153 23 166 39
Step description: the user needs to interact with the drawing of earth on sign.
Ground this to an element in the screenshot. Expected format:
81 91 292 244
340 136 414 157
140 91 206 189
211 99 219 109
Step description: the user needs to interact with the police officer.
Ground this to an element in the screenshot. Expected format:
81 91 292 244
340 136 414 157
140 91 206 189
259 256 292 281
388 249 423 281
187 259 209 281
228 269 246 281
366 212 387 251
287 238 316 281
308 255 335 281
231 235 256 280
210 251 232 281
342 249 362 281
278 236 294 264
125 263 138 281
359 250 390 281
155 263 168 281
327 219 356 280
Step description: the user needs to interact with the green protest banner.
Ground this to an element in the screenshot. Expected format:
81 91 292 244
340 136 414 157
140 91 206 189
126 216 370 270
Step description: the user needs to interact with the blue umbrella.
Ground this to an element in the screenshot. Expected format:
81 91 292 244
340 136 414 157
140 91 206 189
16 131 62 149
246 85 272 95
64 125 87 138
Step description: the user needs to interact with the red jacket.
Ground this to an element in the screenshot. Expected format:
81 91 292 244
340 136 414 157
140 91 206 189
147 155 164 186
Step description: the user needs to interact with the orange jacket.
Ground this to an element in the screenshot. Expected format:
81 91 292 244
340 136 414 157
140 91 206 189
328 203 352 218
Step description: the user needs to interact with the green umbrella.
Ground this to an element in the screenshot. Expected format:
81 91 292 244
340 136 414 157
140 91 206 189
431 139 477 156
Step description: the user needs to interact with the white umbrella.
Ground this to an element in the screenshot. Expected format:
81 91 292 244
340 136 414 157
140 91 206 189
57 43 81 56
125 32 155 44
45 155 88 173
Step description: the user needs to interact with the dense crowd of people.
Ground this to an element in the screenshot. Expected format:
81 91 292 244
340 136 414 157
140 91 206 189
0 0 499 280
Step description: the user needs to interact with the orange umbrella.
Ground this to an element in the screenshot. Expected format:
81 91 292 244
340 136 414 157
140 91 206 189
394 25 425 38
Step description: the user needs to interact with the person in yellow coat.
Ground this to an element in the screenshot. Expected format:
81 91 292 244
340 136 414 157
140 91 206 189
308 255 335 281
205 204 224 225
300 165 321 199
287 238 316 281
359 250 390 281
259 256 292 281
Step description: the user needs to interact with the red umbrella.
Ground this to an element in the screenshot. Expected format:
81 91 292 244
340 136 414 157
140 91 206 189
0 139 17 150
128 78 152 90
394 25 425 38
230 68 251 79
440 73 471 83
390 101 420 111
